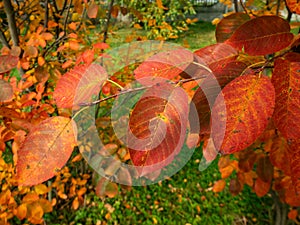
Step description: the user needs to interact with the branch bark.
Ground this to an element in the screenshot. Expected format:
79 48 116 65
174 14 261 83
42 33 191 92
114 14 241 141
103 0 115 44
0 28 10 48
3 0 19 46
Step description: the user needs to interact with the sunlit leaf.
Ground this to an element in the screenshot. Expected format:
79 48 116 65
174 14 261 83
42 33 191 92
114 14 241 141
16 117 77 186
272 53 300 139
212 179 226 192
128 82 188 175
134 48 194 85
212 74 275 154
226 16 294 55
286 0 300 14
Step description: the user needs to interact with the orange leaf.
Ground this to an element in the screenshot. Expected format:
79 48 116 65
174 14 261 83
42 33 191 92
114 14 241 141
212 179 226 192
69 41 80 50
288 209 298 220
254 177 270 197
111 5 119 18
72 197 80 210
286 0 300 14
62 60 73 69
15 203 27 220
0 79 13 102
37 56 45 66
87 3 98 18
54 63 108 108
212 74 275 154
16 117 77 186
156 0 168 9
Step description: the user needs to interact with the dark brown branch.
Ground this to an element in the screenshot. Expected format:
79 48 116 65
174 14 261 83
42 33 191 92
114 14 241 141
44 0 49 28
233 0 239 12
3 0 19 46
78 76 207 107
0 28 10 48
103 0 115 44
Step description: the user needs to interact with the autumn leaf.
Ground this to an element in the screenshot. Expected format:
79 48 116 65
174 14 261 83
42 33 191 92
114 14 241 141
134 48 194 85
96 177 119 198
0 55 19 73
256 156 273 183
216 12 250 43
87 3 98 18
254 177 270 197
212 74 275 154
54 63 108 108
286 0 300 14
287 139 300 194
272 53 300 139
213 179 226 192
0 79 14 102
16 117 77 186
128 82 188 175
156 0 168 10
226 16 294 56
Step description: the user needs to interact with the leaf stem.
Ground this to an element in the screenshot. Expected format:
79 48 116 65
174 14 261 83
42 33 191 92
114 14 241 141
107 79 124 90
192 61 212 73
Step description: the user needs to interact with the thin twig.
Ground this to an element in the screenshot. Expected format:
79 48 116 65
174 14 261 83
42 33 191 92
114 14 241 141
3 0 19 46
44 0 49 28
103 0 115 44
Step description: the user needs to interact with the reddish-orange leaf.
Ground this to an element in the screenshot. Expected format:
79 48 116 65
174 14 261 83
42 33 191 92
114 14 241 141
237 149 257 172
16 117 77 186
272 53 300 139
269 135 291 175
134 48 194 85
54 64 107 108
288 139 300 194
156 0 168 9
194 43 238 66
87 3 98 19
189 60 246 134
128 83 188 175
212 75 275 154
254 177 270 197
216 12 250 43
0 79 13 102
0 55 18 73
226 16 294 56
286 0 300 14
212 179 226 193
288 209 298 220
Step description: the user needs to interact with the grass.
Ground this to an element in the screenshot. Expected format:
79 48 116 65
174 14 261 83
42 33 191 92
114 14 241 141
45 148 273 225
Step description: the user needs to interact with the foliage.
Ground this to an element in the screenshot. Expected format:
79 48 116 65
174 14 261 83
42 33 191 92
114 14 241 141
1 0 300 224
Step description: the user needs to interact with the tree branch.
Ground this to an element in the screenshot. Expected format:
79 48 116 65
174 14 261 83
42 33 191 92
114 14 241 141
44 0 49 28
0 28 10 48
3 0 19 46
103 0 115 44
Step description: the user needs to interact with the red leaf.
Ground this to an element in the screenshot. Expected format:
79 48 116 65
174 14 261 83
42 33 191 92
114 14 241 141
16 117 77 186
212 74 275 154
87 3 98 19
216 12 251 43
226 16 294 56
272 53 300 139
128 82 188 175
54 64 107 108
287 139 300 194
111 5 119 18
189 60 247 134
254 177 270 197
0 55 18 73
0 79 13 102
134 48 194 85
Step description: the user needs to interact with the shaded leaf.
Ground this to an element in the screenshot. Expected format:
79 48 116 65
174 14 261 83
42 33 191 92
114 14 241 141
16 117 77 186
226 16 294 56
269 135 291 175
216 12 251 43
0 79 14 102
212 74 275 154
96 177 119 198
134 48 194 85
256 156 273 183
229 178 243 196
0 55 18 73
272 53 300 139
128 83 188 175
